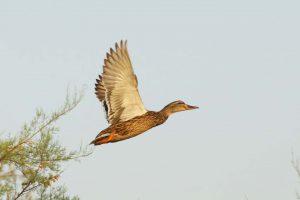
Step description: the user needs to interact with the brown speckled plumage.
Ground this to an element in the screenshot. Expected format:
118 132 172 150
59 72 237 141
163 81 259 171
90 111 167 145
90 41 198 146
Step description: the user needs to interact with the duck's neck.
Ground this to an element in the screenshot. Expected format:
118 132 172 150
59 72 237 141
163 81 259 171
160 104 174 118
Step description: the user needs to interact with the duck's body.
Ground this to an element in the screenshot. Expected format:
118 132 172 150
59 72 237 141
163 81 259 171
91 111 167 145
90 40 198 146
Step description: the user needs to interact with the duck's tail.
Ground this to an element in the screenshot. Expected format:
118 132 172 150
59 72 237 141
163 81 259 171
90 133 114 146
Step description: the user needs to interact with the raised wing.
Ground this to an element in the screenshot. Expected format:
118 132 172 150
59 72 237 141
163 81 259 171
95 40 147 125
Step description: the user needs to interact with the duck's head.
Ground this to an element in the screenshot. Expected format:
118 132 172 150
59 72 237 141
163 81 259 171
161 100 198 116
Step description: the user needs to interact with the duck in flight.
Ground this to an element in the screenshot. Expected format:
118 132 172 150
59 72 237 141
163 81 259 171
90 40 198 145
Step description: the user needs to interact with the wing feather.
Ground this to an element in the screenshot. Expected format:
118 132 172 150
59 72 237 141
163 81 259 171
95 40 147 125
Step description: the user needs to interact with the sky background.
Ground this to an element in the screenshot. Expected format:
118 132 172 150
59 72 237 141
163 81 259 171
1 0 300 199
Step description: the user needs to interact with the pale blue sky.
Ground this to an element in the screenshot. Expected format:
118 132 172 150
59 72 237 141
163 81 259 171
1 0 300 199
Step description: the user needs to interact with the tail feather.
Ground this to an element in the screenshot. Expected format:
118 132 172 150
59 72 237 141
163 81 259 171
90 133 112 145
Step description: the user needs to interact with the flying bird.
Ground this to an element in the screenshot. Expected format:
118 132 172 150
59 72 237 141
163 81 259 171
90 40 198 145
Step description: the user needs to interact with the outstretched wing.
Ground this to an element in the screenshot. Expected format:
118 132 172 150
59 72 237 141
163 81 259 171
95 40 147 125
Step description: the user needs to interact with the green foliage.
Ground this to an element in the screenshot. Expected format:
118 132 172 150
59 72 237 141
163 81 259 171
0 90 92 199
36 186 80 200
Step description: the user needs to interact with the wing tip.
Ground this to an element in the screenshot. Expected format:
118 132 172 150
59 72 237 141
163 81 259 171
119 39 128 49
109 48 115 55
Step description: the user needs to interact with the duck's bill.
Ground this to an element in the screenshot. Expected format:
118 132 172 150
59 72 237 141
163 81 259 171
187 105 199 110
